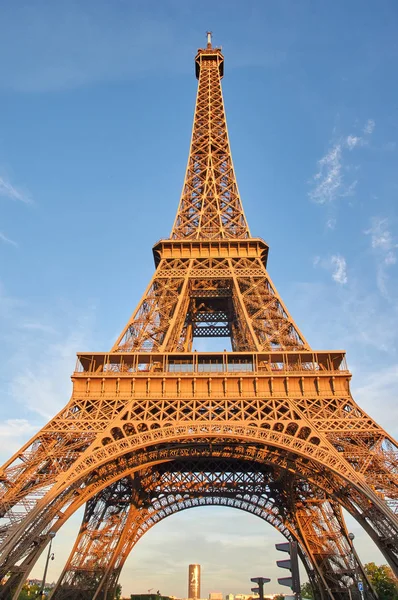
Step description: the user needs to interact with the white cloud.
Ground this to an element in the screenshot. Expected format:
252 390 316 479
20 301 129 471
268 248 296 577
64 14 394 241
0 418 36 438
365 217 396 256
345 119 375 150
0 174 31 204
0 419 38 462
309 120 374 208
313 254 348 285
346 135 361 150
0 232 18 247
0 281 97 423
340 179 357 197
331 254 348 284
8 319 95 419
326 218 336 230
364 217 398 298
353 364 398 439
313 255 320 267
385 252 396 265
294 276 398 357
363 119 375 135
309 143 342 204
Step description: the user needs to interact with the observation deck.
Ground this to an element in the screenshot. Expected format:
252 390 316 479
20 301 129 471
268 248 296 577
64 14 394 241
73 350 350 399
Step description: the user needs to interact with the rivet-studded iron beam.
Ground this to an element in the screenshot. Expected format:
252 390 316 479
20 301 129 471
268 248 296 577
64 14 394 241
0 35 397 600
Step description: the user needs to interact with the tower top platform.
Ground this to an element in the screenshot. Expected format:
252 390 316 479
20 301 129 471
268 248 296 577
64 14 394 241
195 37 224 79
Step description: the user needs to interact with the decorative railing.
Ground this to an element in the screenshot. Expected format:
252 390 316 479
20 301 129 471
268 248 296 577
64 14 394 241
74 351 348 376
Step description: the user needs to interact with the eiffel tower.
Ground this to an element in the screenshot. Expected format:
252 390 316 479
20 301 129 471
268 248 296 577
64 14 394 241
1 34 398 600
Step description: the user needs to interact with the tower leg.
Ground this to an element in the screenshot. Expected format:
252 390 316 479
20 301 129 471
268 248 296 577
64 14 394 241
297 499 377 600
50 478 136 600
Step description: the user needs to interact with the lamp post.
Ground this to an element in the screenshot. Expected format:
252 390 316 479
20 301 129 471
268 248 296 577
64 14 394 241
37 532 55 598
348 533 364 600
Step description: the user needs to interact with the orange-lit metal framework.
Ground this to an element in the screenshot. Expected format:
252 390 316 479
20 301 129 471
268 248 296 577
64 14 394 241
0 35 397 600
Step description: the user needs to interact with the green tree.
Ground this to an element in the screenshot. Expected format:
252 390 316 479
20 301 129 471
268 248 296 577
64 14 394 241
300 582 314 599
114 583 122 600
364 563 398 600
18 583 41 599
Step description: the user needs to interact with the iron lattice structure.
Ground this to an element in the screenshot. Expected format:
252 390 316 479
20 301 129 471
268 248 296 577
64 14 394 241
1 36 398 600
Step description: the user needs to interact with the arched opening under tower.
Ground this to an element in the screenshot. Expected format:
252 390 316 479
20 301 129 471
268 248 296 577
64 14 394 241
21 447 383 600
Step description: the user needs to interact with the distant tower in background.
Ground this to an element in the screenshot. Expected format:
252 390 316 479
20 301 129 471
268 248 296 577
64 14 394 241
188 564 201 599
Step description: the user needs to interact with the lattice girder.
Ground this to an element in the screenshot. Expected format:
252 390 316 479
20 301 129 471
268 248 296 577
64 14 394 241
1 36 398 600
1 352 397 575
0 445 386 600
51 460 372 600
112 248 308 353
172 45 249 240
50 467 296 600
1 354 397 562
0 421 397 599
295 498 375 598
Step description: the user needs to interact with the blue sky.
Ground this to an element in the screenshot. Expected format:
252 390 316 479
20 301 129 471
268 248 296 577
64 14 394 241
1 0 398 596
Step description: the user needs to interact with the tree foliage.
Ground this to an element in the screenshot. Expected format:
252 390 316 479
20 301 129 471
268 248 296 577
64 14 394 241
300 582 314 599
18 583 41 599
115 583 122 600
364 563 398 600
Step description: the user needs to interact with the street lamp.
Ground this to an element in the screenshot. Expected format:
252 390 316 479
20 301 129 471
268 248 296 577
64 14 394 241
37 532 55 598
348 533 364 600
347 533 356 600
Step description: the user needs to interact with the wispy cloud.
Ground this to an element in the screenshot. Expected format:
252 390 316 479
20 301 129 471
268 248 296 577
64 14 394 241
331 254 348 284
294 277 397 357
0 419 38 462
0 281 96 422
308 119 374 206
363 119 375 135
326 218 336 230
313 254 348 285
364 217 397 298
0 418 36 438
0 174 31 204
346 119 375 150
0 232 18 247
354 364 398 439
309 144 343 204
0 314 93 455
346 135 362 150
18 321 57 334
365 217 397 259
9 319 95 419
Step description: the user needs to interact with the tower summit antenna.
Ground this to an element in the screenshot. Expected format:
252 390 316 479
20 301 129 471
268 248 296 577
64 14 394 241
206 30 212 48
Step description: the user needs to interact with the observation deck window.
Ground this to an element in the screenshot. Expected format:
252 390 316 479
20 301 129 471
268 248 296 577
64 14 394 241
227 356 253 372
168 359 194 373
197 357 224 373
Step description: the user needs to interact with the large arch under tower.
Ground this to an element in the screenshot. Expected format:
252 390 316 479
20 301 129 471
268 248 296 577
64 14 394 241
50 460 375 600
